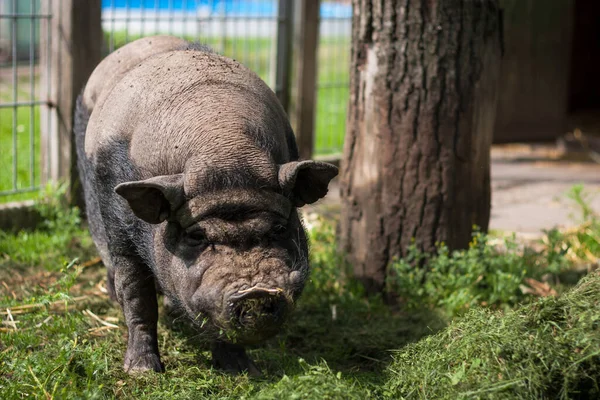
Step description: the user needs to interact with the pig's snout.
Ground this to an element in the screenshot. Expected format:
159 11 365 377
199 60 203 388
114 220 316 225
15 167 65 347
227 288 290 341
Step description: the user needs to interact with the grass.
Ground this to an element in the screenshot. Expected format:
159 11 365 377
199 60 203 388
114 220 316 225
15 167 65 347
0 31 349 203
0 186 446 399
1 185 599 398
384 270 600 399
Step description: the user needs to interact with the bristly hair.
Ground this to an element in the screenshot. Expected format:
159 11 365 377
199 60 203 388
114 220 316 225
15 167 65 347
188 164 278 196
178 41 215 54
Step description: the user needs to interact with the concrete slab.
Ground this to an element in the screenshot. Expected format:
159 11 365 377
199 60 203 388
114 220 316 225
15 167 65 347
305 144 600 237
490 147 600 234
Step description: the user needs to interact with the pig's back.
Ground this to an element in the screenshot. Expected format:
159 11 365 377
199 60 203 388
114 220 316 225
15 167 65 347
85 48 295 176
82 35 190 113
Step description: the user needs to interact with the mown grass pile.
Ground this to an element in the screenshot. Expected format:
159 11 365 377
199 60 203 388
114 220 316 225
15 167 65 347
0 186 599 398
384 270 600 399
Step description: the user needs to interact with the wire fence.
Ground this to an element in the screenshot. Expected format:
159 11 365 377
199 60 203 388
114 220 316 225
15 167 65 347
316 4 350 156
101 0 279 86
0 0 352 202
0 0 47 202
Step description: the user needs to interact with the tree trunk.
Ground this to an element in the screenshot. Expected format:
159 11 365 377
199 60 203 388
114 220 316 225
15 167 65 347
339 0 502 293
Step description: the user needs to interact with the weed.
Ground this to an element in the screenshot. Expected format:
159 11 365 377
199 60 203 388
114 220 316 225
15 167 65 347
386 228 574 316
33 182 82 233
561 185 600 264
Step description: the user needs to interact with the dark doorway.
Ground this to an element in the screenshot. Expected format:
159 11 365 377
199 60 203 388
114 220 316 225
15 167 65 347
568 0 600 113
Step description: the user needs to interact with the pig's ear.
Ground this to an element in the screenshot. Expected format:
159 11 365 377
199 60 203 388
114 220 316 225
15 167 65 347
278 161 338 207
114 174 185 224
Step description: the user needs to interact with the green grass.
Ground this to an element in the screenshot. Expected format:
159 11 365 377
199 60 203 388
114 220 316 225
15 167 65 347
386 229 573 317
314 36 351 157
1 186 599 398
0 32 350 203
0 188 446 399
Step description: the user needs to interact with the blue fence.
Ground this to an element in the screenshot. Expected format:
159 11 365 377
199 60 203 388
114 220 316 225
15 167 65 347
101 0 351 18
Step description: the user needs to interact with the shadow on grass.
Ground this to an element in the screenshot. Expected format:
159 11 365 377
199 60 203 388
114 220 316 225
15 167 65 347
160 290 448 388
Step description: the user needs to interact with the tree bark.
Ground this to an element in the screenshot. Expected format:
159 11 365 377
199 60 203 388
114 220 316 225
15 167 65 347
339 0 502 293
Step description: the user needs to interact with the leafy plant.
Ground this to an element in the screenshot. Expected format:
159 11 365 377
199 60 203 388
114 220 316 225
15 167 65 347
386 184 600 316
303 218 365 305
387 230 539 315
561 184 600 263
34 182 82 233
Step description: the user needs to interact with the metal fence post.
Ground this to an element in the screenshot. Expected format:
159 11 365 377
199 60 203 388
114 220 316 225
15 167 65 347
40 0 103 205
290 0 320 160
274 0 294 114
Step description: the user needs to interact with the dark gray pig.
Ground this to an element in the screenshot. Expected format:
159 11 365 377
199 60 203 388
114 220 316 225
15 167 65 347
74 35 338 375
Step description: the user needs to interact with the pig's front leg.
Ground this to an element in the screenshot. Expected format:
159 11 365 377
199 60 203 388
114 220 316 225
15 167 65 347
113 254 164 373
211 341 262 377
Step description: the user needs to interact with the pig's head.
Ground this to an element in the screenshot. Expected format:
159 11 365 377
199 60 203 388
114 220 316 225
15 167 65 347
114 160 337 344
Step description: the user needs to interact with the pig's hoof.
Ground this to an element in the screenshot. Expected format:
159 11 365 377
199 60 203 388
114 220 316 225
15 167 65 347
163 296 183 317
212 341 262 377
123 352 164 373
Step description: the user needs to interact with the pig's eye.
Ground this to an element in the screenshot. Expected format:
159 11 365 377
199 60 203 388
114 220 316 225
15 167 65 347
183 229 208 248
270 224 289 240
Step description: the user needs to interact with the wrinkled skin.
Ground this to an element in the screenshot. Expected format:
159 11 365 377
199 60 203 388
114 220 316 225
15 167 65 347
74 36 338 375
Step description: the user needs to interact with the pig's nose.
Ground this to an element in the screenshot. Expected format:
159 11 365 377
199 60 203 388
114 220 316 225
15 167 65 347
228 289 288 330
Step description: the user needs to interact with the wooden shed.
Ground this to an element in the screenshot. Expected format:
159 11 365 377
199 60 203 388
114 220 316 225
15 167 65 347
494 0 600 143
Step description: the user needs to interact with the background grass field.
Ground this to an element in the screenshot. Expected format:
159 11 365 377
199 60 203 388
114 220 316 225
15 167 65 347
0 33 349 202
0 73 42 203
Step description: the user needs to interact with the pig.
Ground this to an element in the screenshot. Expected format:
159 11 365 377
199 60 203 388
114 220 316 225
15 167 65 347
74 35 338 376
